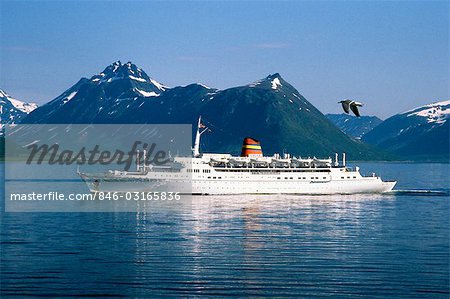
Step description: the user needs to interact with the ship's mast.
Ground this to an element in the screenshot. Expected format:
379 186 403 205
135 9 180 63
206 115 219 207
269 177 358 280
193 116 209 157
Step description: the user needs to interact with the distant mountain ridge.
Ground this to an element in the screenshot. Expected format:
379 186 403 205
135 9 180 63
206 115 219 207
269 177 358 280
21 61 386 160
0 89 38 124
326 114 382 139
363 100 450 161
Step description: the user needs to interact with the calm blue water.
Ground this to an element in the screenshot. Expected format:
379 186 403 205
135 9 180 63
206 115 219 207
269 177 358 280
1 163 449 297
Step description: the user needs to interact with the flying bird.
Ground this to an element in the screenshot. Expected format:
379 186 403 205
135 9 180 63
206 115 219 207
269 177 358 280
339 100 363 117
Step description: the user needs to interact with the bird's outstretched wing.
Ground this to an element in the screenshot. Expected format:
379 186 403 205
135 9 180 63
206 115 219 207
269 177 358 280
350 103 361 117
341 102 350 114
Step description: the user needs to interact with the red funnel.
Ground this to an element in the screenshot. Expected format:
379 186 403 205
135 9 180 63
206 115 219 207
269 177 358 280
241 137 263 157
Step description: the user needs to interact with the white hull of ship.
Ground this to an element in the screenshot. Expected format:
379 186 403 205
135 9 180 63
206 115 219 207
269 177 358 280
81 175 396 195
190 178 396 195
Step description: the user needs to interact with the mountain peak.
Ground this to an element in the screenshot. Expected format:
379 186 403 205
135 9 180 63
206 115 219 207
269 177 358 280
89 61 168 93
248 73 286 90
0 88 38 113
96 61 148 80
0 88 38 124
326 113 382 139
266 73 283 80
265 73 284 90
363 99 450 160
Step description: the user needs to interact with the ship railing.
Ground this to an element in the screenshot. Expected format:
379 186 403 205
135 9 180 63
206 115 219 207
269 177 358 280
341 166 360 172
208 162 333 169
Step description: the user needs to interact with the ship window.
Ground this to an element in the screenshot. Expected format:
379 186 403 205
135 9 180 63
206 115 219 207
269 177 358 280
353 176 356 178
290 177 293 179
323 177 326 179
347 177 350 179
341 177 344 179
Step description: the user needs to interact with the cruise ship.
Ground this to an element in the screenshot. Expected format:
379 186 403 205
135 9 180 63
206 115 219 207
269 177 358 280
79 117 397 195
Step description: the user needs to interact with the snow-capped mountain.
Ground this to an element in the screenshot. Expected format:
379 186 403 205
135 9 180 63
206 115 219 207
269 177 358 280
90 61 167 97
23 61 168 124
0 89 38 124
127 72 385 158
404 100 450 124
326 114 382 139
363 100 450 160
22 63 386 159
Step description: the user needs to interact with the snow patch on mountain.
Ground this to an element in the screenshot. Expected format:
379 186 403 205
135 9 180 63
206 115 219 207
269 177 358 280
9 98 38 113
248 80 262 88
271 77 282 90
247 74 285 90
0 89 38 126
195 83 212 90
149 78 167 91
405 100 450 124
129 75 147 83
135 88 159 98
62 91 78 104
0 89 38 114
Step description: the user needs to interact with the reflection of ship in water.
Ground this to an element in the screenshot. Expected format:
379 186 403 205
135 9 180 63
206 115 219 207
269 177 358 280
242 205 264 251
130 195 389 296
79 117 396 195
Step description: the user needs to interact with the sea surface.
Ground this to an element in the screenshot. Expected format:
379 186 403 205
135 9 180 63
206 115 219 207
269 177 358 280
1 162 449 297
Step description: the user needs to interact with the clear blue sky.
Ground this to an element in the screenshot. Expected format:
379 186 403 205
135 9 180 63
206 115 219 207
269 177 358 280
0 0 448 119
